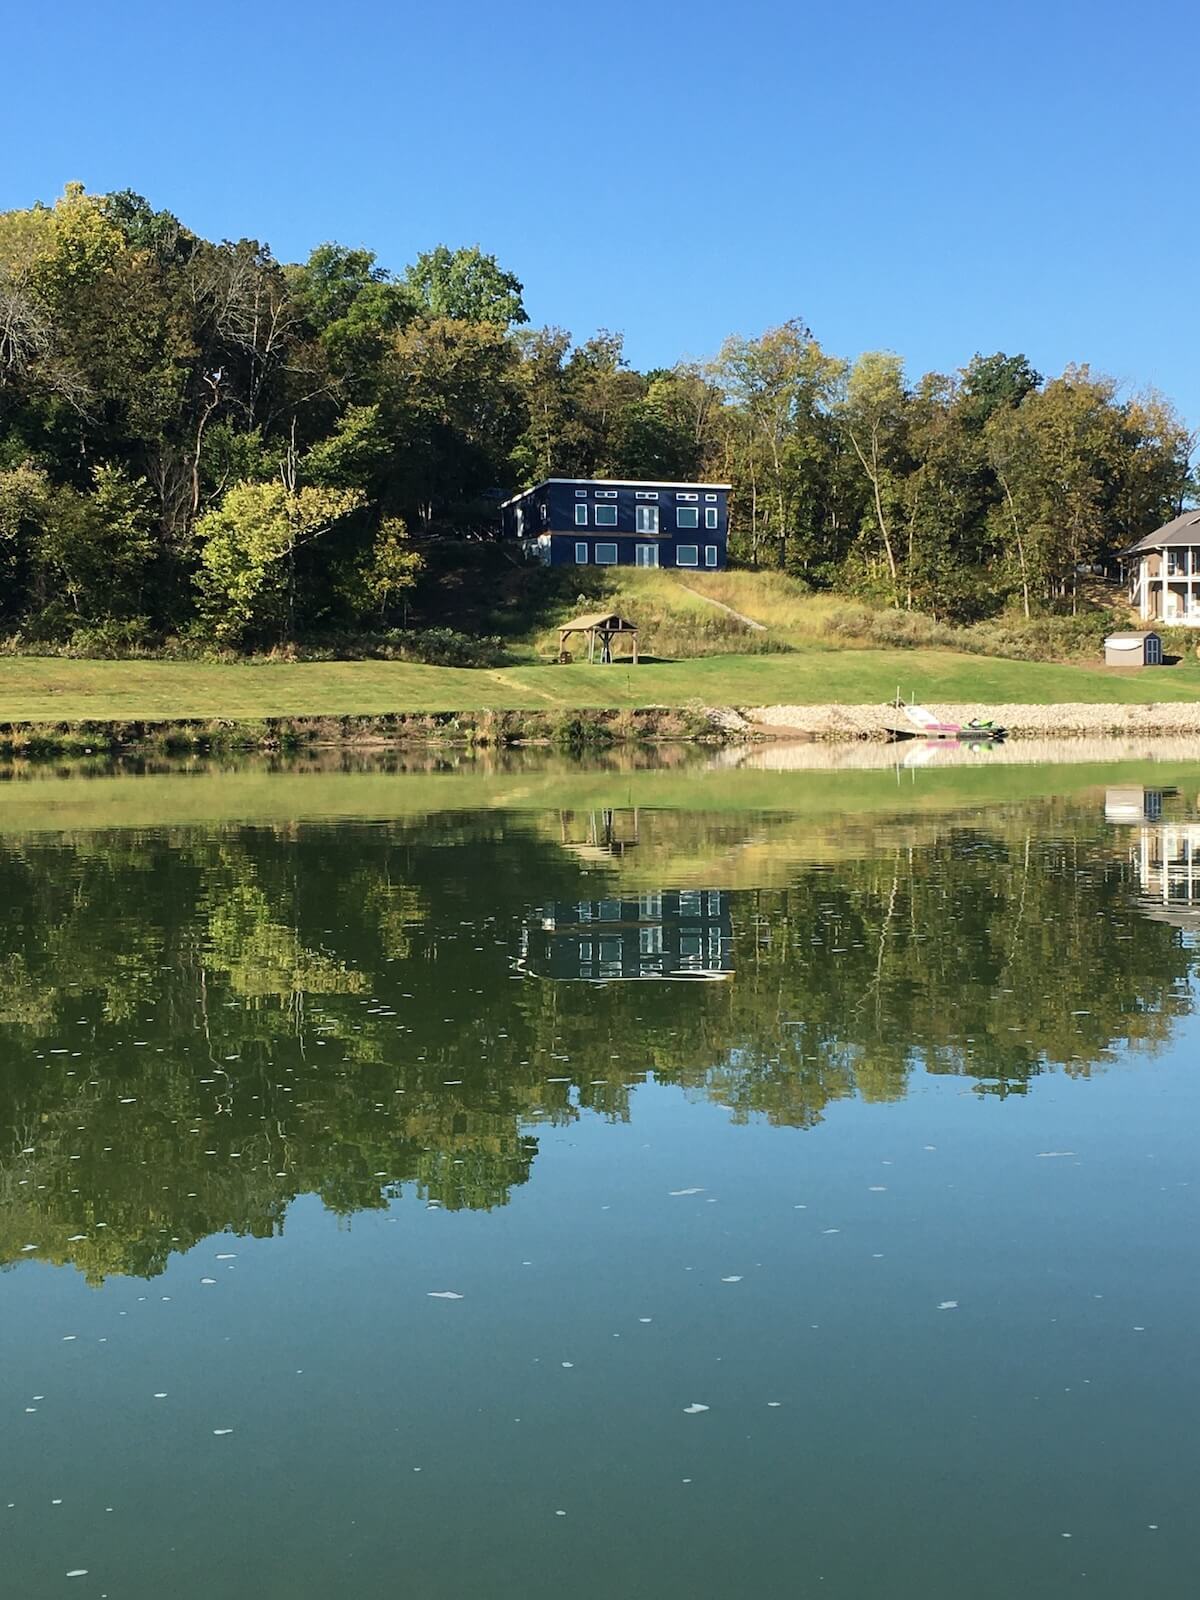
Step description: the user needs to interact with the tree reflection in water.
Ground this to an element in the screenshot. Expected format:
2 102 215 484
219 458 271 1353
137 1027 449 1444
0 798 1192 1281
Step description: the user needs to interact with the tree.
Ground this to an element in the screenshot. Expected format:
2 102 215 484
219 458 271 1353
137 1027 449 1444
403 245 527 327
194 480 364 645
842 352 909 604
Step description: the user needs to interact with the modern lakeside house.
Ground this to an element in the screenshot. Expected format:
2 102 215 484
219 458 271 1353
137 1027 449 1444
1127 508 1200 625
500 477 730 569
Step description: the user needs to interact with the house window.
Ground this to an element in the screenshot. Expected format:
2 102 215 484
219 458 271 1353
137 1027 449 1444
705 545 718 567
636 490 659 500
677 507 699 529
705 506 719 529
595 542 618 564
579 941 593 962
595 489 618 498
636 505 659 533
676 491 699 501
575 542 588 563
676 545 699 566
514 507 524 535
704 492 718 501
575 503 588 526
575 489 587 497
639 925 663 955
594 504 618 527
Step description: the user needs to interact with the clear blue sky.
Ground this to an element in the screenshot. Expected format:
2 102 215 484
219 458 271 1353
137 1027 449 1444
4 0 1197 425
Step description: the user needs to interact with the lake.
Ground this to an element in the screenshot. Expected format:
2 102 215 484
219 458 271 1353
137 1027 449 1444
1 749 1197 1598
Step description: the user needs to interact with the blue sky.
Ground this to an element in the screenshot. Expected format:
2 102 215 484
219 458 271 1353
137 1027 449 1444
4 0 1197 425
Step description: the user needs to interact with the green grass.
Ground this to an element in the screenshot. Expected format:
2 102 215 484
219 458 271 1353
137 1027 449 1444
1 646 1199 723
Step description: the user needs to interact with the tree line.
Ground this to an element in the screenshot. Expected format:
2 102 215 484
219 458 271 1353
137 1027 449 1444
1 184 1194 651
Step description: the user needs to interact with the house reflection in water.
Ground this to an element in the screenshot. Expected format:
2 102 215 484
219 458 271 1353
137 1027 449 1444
1106 787 1200 932
521 890 734 982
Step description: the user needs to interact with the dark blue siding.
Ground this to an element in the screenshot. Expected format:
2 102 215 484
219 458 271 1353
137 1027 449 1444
501 477 729 568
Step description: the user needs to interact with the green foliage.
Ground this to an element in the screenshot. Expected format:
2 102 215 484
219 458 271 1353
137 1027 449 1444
402 244 528 327
0 181 1193 654
195 481 365 645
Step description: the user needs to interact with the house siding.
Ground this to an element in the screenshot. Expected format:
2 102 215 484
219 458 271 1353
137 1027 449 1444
501 478 730 568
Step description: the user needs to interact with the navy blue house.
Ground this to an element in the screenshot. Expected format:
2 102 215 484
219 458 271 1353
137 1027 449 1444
499 477 731 569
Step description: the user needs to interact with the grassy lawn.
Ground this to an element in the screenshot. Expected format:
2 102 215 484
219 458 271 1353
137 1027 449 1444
1 647 1199 722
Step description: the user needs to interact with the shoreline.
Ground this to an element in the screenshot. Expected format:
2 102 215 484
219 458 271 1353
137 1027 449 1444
1 698 1199 756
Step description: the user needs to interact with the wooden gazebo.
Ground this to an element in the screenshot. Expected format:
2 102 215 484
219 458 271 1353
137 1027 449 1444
558 610 639 664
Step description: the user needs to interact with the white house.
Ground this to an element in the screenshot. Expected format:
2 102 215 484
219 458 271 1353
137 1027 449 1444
1126 509 1200 624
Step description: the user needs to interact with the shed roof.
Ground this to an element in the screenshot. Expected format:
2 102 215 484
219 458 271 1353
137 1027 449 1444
1105 631 1159 643
1125 509 1200 554
559 611 638 632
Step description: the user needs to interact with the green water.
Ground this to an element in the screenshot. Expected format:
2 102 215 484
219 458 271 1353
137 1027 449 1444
1 758 1197 1597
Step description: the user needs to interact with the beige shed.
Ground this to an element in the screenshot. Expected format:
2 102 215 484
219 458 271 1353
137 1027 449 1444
1104 631 1163 667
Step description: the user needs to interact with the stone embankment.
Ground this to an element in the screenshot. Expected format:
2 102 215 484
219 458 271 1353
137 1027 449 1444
741 702 1200 741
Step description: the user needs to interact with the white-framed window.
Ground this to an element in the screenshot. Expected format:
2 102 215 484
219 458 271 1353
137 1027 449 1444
540 504 547 518
575 489 587 497
705 506 719 529
677 507 699 529
595 489 618 498
639 925 663 955
635 490 659 500
705 545 718 567
704 492 718 501
575 503 588 526
676 491 699 501
594 504 618 527
676 545 699 566
636 505 659 533
514 507 524 535
575 541 588 563
579 941 593 961
679 891 703 916
595 542 618 564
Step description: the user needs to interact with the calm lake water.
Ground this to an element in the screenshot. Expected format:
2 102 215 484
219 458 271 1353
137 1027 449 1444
1 752 1198 1598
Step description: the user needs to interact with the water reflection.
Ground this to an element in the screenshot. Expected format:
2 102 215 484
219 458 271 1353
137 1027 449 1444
0 791 1196 1282
521 891 733 982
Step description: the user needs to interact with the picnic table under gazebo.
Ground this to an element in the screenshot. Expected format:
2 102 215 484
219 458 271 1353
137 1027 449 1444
558 611 639 664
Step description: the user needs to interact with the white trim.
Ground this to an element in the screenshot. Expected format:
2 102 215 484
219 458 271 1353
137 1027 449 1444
705 506 718 528
595 489 618 499
676 492 699 501
574 503 588 526
594 504 618 527
676 507 700 529
500 478 732 507
594 542 618 565
636 505 660 533
676 545 699 567
705 545 718 567
635 490 659 500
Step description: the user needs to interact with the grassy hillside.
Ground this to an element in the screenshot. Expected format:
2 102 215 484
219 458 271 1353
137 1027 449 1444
1 646 1200 723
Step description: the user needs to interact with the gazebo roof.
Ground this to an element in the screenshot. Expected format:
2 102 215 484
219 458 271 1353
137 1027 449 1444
559 611 638 633
1125 509 1200 554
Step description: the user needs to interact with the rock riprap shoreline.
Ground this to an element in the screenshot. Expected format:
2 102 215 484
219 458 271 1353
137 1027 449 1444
742 702 1200 741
